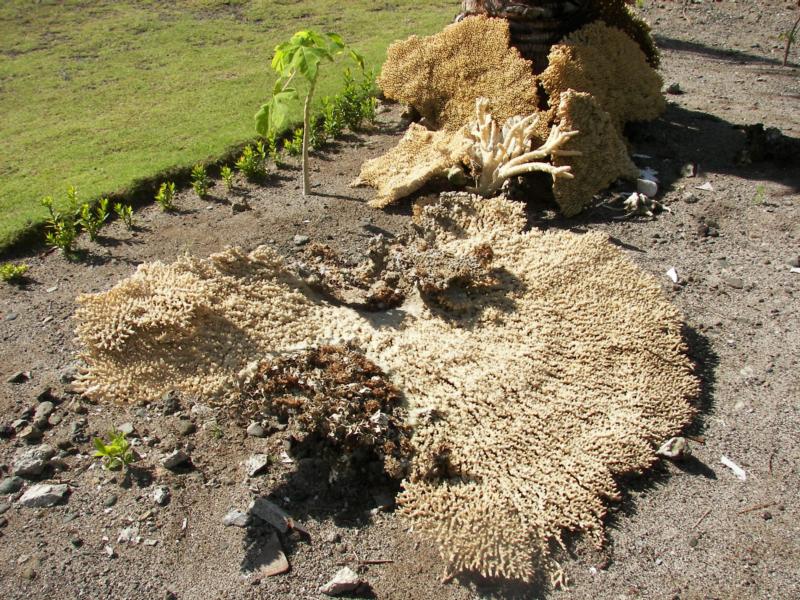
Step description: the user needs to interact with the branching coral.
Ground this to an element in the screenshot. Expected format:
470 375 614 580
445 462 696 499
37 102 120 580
540 21 665 130
465 98 581 197
352 123 471 208
377 16 540 132
551 90 639 217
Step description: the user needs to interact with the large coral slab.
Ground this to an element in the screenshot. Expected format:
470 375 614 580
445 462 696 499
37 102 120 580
378 16 540 132
540 21 665 129
551 90 639 217
75 194 697 584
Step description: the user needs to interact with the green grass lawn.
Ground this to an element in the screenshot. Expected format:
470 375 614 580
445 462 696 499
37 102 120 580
0 0 454 253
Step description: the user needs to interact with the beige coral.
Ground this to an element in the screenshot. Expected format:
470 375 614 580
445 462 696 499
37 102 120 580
378 16 540 132
352 123 471 208
539 21 665 130
551 90 639 217
75 193 698 584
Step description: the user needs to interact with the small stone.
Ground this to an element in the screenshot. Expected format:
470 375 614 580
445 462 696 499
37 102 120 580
117 526 140 544
47 413 63 427
177 420 196 436
104 494 118 508
696 223 710 237
18 424 43 443
152 486 171 506
222 509 251 528
245 531 289 577
656 437 691 460
70 537 83 548
636 178 658 198
34 401 55 427
5 312 18 321
117 423 136 437
161 450 190 470
788 257 800 269
0 424 14 438
190 403 213 418
246 422 266 438
161 391 181 415
762 511 773 521
688 535 699 548
724 276 745 289
245 454 272 477
320 567 362 596
666 82 684 95
1 475 26 494
0 502 10 515
104 545 116 558
20 564 37 580
293 234 310 246
248 498 291 533
18 483 70 508
59 363 81 384
7 371 31 384
13 445 56 477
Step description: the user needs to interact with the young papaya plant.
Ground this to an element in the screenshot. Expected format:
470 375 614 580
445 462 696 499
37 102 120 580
254 30 364 195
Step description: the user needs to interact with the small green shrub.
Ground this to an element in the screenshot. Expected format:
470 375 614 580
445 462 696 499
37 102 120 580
284 128 304 157
0 262 29 282
93 430 135 470
235 143 267 180
113 202 134 230
191 164 209 198
41 186 80 254
155 182 176 211
221 165 235 190
321 96 345 140
337 67 378 131
78 197 109 242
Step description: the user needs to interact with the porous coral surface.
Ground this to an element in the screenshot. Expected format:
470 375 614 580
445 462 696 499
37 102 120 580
377 16 539 132
540 21 665 129
550 90 639 217
75 194 697 583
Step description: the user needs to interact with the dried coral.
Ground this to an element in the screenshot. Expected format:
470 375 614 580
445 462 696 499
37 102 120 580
550 90 638 217
352 123 471 208
75 193 698 585
239 345 413 480
378 16 539 132
540 21 665 130
465 98 581 197
588 0 660 67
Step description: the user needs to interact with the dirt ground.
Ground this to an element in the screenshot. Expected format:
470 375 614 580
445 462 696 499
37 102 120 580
1 2 799 599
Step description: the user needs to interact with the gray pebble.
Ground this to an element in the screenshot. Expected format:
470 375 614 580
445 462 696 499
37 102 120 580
104 494 118 508
0 502 10 515
5 313 18 321
246 422 266 438
789 257 800 268
724 276 745 289
293 234 310 246
177 421 196 436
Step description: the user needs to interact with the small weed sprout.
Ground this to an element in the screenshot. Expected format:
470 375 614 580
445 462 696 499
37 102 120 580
78 197 109 242
235 143 267 180
155 182 176 211
753 184 767 205
93 430 135 470
113 202 135 230
781 3 800 66
221 165 235 190
191 164 209 198
284 127 304 156
0 262 29 283
41 186 80 255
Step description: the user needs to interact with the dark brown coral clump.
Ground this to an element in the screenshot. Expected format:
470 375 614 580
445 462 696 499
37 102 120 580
240 345 413 480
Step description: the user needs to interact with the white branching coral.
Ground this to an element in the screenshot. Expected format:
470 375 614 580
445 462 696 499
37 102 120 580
465 98 581 197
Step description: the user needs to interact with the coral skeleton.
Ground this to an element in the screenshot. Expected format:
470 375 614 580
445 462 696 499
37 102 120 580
75 193 698 585
465 98 581 197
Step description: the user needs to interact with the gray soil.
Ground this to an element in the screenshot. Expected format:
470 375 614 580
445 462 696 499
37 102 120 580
1 2 799 599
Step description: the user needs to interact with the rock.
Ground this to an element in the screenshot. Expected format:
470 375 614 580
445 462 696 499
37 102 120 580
222 509 251 528
293 234 310 246
161 450 190 470
320 567 362 596
117 422 136 437
696 223 710 238
34 401 55 427
47 413 63 427
636 178 658 198
161 391 181 415
246 422 266 438
18 424 42 443
245 454 272 477
5 312 17 321
177 420 196 436
70 418 88 443
244 531 289 577
788 256 800 269
117 526 140 544
666 82 684 95
723 276 744 289
0 476 24 494
18 483 69 508
248 498 292 533
0 502 10 515
13 445 56 478
190 403 213 419
152 486 171 506
7 371 31 384
656 437 691 460
104 494 118 508
59 363 81 384
0 424 14 438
